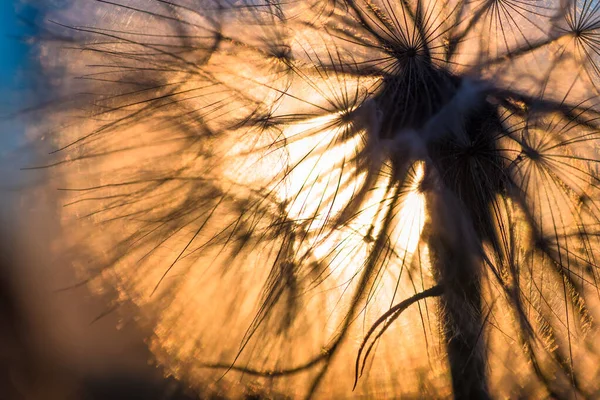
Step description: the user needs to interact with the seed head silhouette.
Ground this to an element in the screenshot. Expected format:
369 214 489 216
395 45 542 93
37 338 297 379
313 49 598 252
28 0 600 398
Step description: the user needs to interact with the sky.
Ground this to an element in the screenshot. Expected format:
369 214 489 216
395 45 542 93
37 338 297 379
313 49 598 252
0 1 43 224
0 1 40 154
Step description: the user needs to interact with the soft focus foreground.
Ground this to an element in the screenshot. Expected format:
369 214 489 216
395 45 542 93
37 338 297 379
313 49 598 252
27 0 600 398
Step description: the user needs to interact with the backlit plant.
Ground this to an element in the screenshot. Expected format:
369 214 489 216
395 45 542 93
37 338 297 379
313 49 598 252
30 0 600 398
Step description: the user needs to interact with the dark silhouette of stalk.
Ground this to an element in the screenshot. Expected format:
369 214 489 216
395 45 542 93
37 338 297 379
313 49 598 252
425 190 489 399
419 96 507 399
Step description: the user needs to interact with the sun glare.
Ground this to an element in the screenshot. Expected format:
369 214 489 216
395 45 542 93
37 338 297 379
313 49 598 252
394 163 426 260
267 112 428 294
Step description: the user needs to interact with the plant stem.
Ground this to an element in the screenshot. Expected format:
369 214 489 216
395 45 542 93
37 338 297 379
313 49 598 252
425 190 490 400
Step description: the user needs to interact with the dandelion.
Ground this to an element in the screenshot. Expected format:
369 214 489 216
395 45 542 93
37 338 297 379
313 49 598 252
28 0 600 398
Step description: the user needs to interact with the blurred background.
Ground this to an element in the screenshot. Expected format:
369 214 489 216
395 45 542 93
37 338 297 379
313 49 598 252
0 2 199 399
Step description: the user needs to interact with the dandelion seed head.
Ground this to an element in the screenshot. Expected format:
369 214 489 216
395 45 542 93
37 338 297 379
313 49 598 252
22 0 600 398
